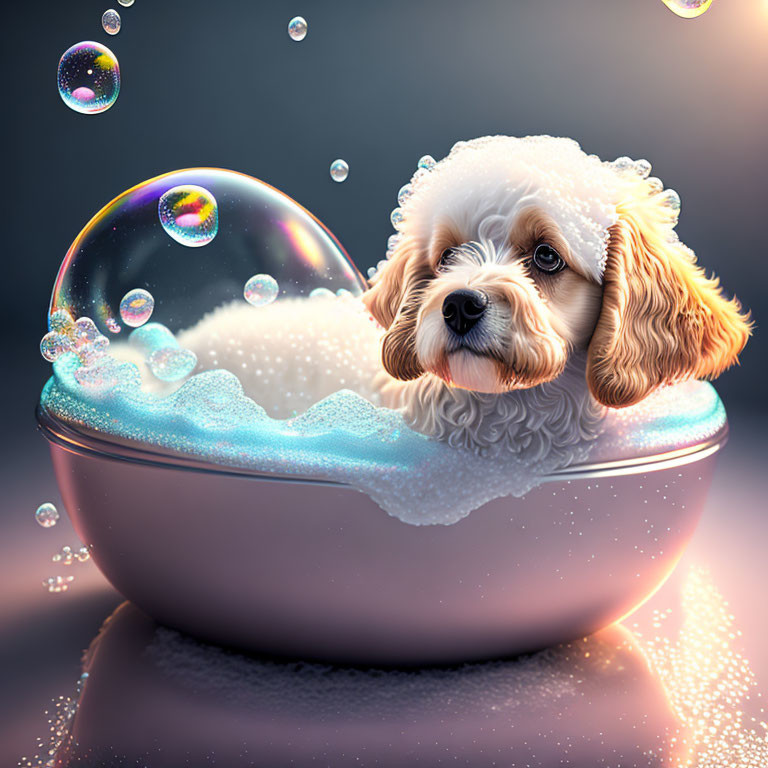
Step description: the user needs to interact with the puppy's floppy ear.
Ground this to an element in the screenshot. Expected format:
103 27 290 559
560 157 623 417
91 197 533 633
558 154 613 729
587 191 751 408
362 236 428 381
362 237 417 329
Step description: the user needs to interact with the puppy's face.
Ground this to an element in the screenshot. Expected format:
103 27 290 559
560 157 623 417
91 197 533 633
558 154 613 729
365 137 750 406
404 207 601 393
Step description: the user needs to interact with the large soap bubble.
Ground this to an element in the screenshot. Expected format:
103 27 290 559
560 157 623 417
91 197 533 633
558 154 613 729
49 168 364 339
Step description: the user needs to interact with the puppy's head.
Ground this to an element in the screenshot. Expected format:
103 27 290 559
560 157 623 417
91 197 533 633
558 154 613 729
364 136 750 405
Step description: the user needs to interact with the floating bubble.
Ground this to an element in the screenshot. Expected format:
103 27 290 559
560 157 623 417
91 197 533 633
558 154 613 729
35 503 60 528
288 16 307 41
330 159 349 183
57 41 120 115
102 9 121 35
661 0 713 18
118 0 133 5
41 332 73 362
244 274 279 307
158 185 219 247
148 347 198 382
43 575 75 593
120 289 155 327
105 317 121 334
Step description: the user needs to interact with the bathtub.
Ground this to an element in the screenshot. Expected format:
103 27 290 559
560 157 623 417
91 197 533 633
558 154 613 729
38 404 724 666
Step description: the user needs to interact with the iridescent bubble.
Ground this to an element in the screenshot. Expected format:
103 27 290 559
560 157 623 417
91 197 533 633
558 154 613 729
390 208 404 229
40 332 73 362
661 189 682 212
158 185 219 247
57 41 120 115
49 308 75 334
120 289 155 327
397 184 413 205
105 317 121 334
35 503 60 528
330 159 349 183
244 274 279 307
417 155 436 171
661 0 713 18
102 9 121 35
148 347 198 382
288 16 308 41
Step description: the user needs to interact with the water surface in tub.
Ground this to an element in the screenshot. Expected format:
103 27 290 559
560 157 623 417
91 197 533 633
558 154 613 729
39 296 726 526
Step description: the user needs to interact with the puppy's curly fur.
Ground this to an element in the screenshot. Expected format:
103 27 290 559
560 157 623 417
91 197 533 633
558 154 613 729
365 136 750 456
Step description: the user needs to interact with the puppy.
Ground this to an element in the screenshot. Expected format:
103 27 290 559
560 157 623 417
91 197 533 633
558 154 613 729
364 136 750 457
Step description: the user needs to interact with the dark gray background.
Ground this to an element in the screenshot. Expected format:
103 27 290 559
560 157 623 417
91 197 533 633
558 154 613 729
2 0 766 426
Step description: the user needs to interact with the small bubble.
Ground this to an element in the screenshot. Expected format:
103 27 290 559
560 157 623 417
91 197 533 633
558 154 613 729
288 16 307 41
390 208 404 229
244 274 279 307
397 184 413 205
49 309 75 334
101 9 121 35
35 503 60 528
118 0 134 5
43 575 75 593
119 289 155 327
309 287 335 299
387 234 401 252
661 0 713 18
148 347 198 382
105 317 121 333
330 159 349 183
417 155 436 171
57 41 120 114
40 332 73 362
158 185 218 247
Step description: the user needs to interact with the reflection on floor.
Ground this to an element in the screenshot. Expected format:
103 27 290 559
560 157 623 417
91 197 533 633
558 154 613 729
17 568 768 768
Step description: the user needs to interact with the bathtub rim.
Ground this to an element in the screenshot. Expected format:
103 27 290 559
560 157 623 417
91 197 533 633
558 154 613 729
36 403 729 487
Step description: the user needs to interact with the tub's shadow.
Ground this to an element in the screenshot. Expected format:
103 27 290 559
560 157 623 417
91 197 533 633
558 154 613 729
51 601 682 767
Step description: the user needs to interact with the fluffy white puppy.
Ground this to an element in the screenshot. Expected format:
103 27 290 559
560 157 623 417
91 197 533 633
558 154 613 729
363 136 750 456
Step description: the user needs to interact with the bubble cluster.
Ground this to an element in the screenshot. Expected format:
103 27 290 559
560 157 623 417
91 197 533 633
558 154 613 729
330 159 349 183
288 16 307 41
661 0 713 18
119 289 155 327
35 503 60 528
52 545 91 565
244 274 279 307
158 185 219 247
57 41 120 114
101 9 121 35
41 310 112 370
44 575 75 593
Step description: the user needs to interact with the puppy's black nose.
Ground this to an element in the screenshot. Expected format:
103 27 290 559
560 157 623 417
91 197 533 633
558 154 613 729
442 289 487 336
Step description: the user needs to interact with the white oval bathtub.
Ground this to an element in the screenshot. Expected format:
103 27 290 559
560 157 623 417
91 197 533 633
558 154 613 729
38 405 724 666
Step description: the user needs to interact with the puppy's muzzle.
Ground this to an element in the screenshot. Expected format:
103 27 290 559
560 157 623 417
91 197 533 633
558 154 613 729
442 289 488 336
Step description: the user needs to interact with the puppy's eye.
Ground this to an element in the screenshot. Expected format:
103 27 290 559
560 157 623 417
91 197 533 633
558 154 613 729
532 244 565 274
437 248 457 271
